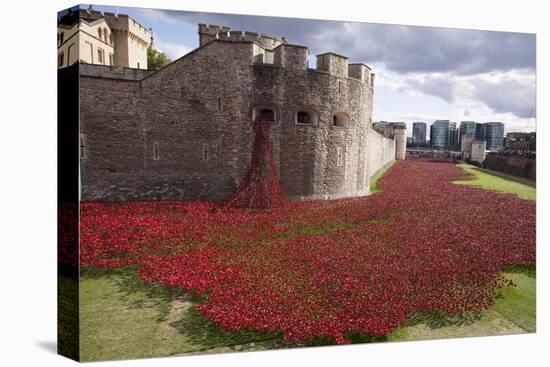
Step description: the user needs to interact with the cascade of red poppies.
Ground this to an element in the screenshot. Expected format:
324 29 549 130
224 115 287 209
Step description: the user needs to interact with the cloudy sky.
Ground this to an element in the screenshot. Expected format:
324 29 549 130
88 4 536 137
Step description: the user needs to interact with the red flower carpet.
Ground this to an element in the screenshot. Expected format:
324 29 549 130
76 161 535 344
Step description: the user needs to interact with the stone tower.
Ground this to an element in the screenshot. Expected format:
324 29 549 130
393 126 407 160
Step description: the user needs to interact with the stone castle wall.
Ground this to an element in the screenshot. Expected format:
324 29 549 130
78 37 401 202
483 154 536 181
367 129 397 180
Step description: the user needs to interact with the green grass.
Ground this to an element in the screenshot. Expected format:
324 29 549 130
58 274 79 360
387 270 535 341
79 267 282 361
370 161 395 194
79 266 535 359
493 272 536 332
453 164 536 200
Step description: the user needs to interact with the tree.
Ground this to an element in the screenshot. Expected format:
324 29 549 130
147 47 171 71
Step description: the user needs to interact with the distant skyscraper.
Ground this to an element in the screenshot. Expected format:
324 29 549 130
431 120 457 150
459 121 489 149
412 122 427 146
475 123 486 140
460 121 477 137
484 122 505 151
459 121 477 147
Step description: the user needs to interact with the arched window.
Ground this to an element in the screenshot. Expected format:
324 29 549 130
260 109 274 121
109 33 113 45
295 109 319 126
252 106 276 122
332 112 351 128
98 28 102 39
104 28 109 42
59 32 64 45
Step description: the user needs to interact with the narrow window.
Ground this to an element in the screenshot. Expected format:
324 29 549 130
297 111 311 125
58 53 65 67
108 54 113 66
59 32 64 45
97 48 104 64
98 28 102 40
337 147 344 167
153 143 160 160
333 115 338 127
218 97 222 111
203 143 209 161
137 62 140 69
79 136 86 159
338 81 342 93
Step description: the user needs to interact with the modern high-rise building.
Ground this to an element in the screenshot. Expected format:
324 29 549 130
459 121 477 141
475 123 486 140
459 121 492 150
484 122 505 151
431 120 457 150
412 122 427 146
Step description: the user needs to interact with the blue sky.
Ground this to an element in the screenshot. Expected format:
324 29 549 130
76 4 537 137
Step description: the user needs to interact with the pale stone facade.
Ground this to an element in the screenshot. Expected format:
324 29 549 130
58 6 151 69
461 134 486 163
71 23 406 202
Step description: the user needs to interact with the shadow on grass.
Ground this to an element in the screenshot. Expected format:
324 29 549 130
502 264 536 279
305 333 387 347
170 309 283 351
402 309 483 329
81 267 203 323
81 266 283 351
304 309 482 347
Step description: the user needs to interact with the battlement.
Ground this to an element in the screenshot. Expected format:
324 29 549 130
198 24 285 50
197 24 376 85
348 63 373 86
273 44 309 70
316 52 348 78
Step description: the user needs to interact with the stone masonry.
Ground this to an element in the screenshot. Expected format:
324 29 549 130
77 24 406 201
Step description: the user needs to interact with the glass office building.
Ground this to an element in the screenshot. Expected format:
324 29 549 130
431 120 457 150
484 122 504 151
412 122 427 145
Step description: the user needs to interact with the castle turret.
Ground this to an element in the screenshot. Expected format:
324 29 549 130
273 44 309 70
348 63 371 84
393 126 407 160
316 52 348 77
198 24 285 51
198 24 231 46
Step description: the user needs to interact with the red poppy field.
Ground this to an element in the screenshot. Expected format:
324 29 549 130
78 160 536 344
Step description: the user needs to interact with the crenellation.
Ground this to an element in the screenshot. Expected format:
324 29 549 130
76 23 405 202
273 44 309 70
316 52 349 78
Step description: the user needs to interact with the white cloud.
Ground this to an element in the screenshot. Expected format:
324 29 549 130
154 39 192 60
137 8 183 25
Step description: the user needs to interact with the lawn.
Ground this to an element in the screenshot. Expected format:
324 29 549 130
78 268 284 361
77 266 535 360
74 160 536 360
453 164 536 200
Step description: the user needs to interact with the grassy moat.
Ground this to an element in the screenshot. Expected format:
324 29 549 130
69 162 535 361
